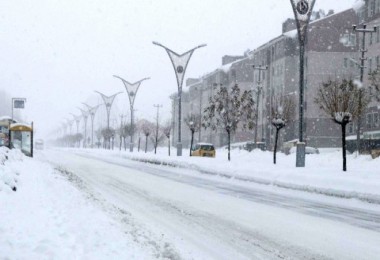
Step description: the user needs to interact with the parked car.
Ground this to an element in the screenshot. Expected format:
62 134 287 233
289 146 319 154
191 143 215 158
305 146 320 154
243 141 267 152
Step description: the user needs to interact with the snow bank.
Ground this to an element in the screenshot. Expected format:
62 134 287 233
73 147 380 204
0 148 150 259
0 147 24 192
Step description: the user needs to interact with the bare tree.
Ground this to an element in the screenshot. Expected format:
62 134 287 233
95 128 102 148
184 114 201 156
271 95 296 164
314 79 369 171
101 127 115 149
162 121 172 156
141 121 154 153
203 83 255 161
150 131 166 154
122 123 133 151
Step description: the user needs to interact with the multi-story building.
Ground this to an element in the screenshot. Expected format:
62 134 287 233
351 0 380 141
252 8 359 149
171 6 380 150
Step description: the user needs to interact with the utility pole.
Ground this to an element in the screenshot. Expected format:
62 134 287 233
352 24 378 154
250 65 268 148
153 104 163 154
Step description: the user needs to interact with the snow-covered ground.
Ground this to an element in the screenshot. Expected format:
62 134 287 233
73 146 380 204
0 147 152 259
2 146 380 259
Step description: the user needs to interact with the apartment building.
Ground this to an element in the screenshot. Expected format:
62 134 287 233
171 7 370 150
350 0 380 141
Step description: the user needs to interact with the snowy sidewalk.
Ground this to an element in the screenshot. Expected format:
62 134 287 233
73 147 380 204
0 148 150 259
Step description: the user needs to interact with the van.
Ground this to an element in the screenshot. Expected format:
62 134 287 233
191 143 215 158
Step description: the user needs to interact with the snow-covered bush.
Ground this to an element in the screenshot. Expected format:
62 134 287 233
0 147 24 192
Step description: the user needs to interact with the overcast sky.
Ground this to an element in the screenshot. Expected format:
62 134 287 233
0 0 357 138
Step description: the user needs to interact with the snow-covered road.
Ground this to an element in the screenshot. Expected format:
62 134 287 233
42 150 380 259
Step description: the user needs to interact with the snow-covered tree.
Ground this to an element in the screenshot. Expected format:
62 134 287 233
101 127 115 150
271 95 295 164
95 128 102 148
202 83 255 161
162 121 172 156
369 67 380 101
121 123 133 151
141 121 154 153
314 79 369 171
184 114 201 157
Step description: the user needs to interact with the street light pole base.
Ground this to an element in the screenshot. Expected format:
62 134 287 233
177 142 182 156
296 142 306 167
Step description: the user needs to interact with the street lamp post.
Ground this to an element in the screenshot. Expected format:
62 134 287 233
352 24 378 154
66 119 73 136
250 65 268 147
290 0 315 167
153 41 206 156
77 108 89 148
82 103 100 148
70 113 81 147
153 104 163 154
95 91 122 149
113 75 150 152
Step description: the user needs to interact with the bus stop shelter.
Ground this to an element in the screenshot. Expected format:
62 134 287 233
9 122 34 157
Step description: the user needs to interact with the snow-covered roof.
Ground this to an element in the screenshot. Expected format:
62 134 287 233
353 0 365 12
195 142 214 146
218 56 249 74
346 135 363 140
9 123 32 131
283 7 356 39
0 116 12 121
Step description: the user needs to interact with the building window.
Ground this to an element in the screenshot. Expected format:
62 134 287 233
369 0 376 17
350 59 355 68
377 29 380 43
367 113 374 129
341 33 356 47
374 113 379 127
370 32 373 45
348 122 354 134
369 58 373 73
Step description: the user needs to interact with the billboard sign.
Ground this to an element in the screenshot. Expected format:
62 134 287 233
14 99 25 109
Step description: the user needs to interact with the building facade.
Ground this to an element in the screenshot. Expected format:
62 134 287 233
351 0 380 141
171 5 380 150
